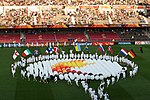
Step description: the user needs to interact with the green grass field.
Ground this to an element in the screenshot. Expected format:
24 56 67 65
0 45 150 100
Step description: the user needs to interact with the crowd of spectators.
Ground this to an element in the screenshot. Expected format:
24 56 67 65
0 5 149 26
0 0 149 6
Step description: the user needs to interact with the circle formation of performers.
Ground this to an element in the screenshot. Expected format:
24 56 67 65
11 51 138 100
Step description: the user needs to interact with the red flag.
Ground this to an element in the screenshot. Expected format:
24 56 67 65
13 50 19 60
108 46 113 54
54 47 59 54
128 49 136 58
98 45 105 53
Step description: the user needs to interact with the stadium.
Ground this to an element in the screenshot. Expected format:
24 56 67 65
0 0 150 100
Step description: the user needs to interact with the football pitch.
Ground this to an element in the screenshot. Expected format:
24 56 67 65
0 45 150 100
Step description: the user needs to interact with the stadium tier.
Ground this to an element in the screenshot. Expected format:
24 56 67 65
25 33 56 43
0 28 149 43
117 29 150 41
24 32 87 43
55 32 87 42
0 34 20 43
88 32 121 42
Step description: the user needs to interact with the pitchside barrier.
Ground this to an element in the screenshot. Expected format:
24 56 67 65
0 41 140 48
135 41 150 45
116 42 135 45
0 42 109 48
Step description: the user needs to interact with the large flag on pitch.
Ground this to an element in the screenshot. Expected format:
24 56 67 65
85 42 90 52
128 49 136 58
33 48 39 56
13 50 19 60
85 45 89 51
75 43 81 51
45 48 49 54
98 44 105 53
108 46 113 54
22 49 32 57
45 47 53 54
120 48 128 56
54 46 59 54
